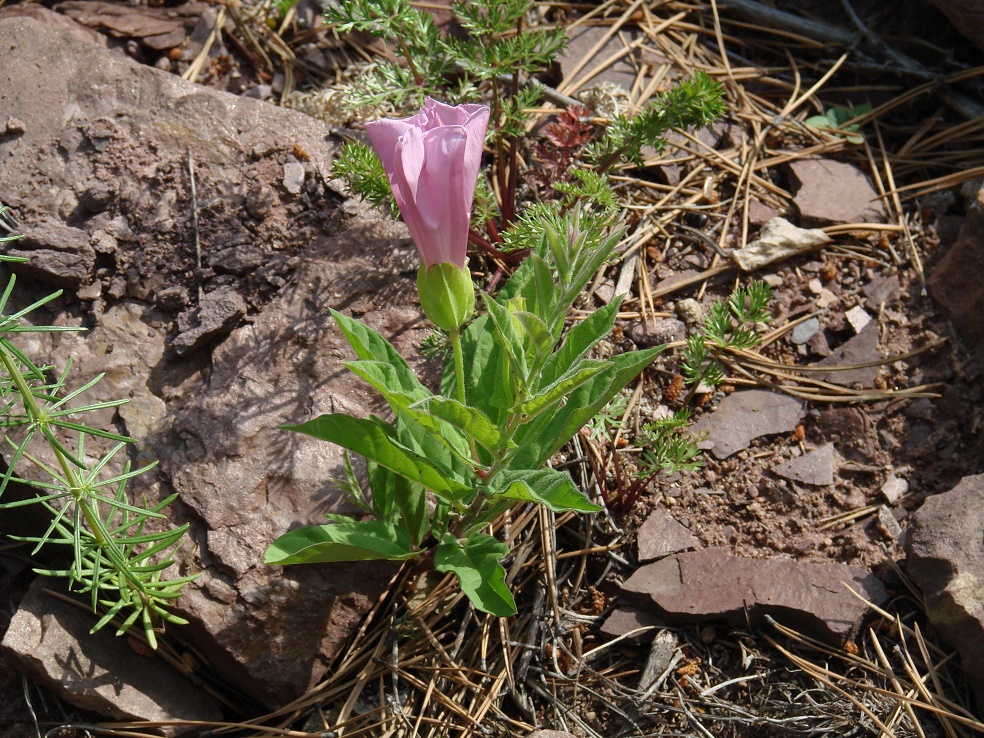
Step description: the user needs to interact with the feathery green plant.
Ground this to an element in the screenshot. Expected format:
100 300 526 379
0 207 195 649
680 281 774 405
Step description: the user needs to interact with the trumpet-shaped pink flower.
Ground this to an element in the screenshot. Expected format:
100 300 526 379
365 98 490 269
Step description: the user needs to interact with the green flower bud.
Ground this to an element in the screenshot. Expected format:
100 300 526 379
417 262 475 332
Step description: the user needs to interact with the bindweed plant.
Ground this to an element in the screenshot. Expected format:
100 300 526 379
266 100 663 616
0 206 195 648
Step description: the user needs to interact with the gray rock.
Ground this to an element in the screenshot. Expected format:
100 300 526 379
880 473 908 504
791 316 820 345
692 390 805 459
527 731 579 738
622 547 887 644
283 162 306 194
772 443 836 486
924 0 984 52
246 183 278 220
0 3 108 46
906 474 984 705
789 158 886 226
163 222 426 705
599 607 663 643
863 274 901 310
210 244 266 274
675 297 704 325
845 305 873 334
558 26 647 95
172 285 247 356
629 318 686 347
806 320 882 387
0 16 428 713
637 507 701 562
876 505 902 542
807 329 831 357
1 577 222 734
638 630 679 690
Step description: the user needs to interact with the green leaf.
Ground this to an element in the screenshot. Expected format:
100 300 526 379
495 468 600 513
346 361 471 462
410 396 513 454
481 294 528 384
265 521 419 564
367 457 433 546
331 309 429 399
517 359 609 420
513 310 555 377
286 414 471 499
540 298 623 387
512 346 662 468
434 532 516 616
346 360 430 409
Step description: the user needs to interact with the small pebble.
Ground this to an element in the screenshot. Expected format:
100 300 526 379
807 278 823 295
283 162 305 194
791 317 820 345
880 474 908 504
816 289 838 309
675 297 704 325
845 305 873 334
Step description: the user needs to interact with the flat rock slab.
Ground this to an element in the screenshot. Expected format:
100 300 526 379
772 443 837 486
622 547 887 643
906 474 984 705
692 390 804 459
805 320 882 387
637 507 701 562
788 157 886 226
1 577 222 734
599 607 665 643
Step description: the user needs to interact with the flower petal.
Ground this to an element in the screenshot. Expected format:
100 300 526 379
364 118 412 180
417 127 469 267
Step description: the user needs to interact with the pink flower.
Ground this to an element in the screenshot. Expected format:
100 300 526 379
365 98 490 269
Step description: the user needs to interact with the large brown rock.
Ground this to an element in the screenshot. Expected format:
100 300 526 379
1 578 222 735
0 15 429 712
622 547 887 644
906 474 984 706
928 180 984 355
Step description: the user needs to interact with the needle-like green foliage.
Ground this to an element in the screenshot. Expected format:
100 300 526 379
680 281 775 398
0 205 194 649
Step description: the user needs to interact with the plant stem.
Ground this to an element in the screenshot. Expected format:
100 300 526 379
449 328 466 406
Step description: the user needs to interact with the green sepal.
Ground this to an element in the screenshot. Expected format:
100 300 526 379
417 262 475 332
